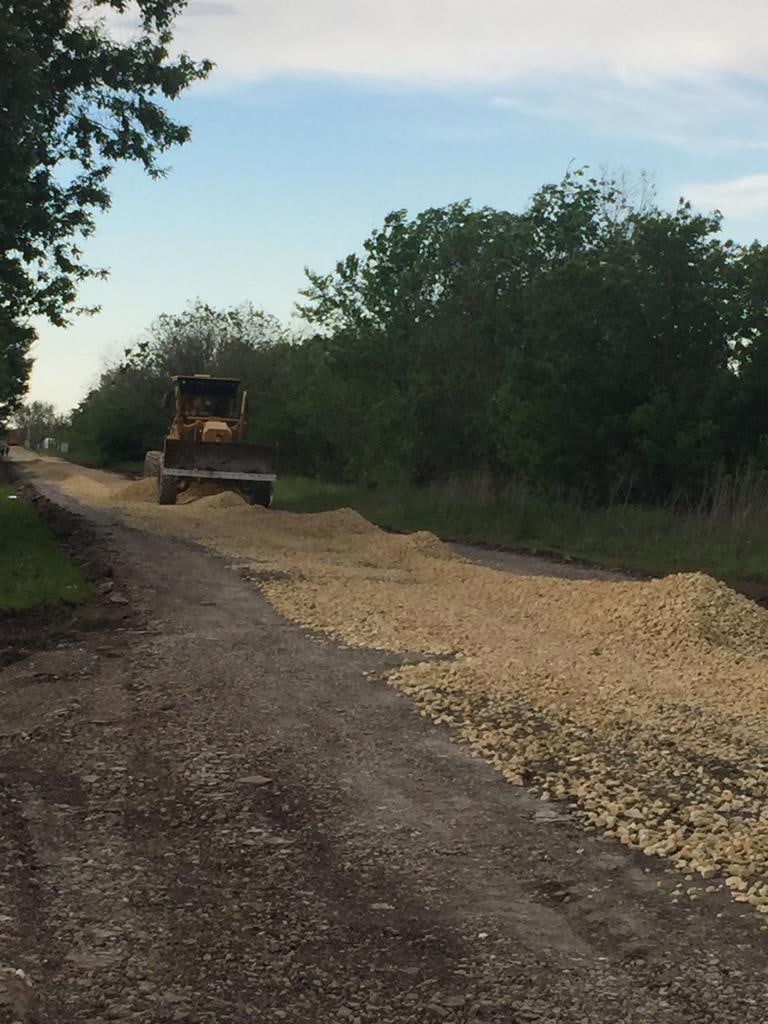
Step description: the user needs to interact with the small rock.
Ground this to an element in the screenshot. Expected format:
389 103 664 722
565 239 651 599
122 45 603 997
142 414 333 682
440 995 467 1008
534 808 570 823
108 593 129 605
238 775 272 786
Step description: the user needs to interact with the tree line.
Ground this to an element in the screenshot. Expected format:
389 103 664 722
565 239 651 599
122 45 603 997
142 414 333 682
53 170 768 505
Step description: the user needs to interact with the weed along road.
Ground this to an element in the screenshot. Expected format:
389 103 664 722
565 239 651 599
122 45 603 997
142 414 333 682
2 451 768 1022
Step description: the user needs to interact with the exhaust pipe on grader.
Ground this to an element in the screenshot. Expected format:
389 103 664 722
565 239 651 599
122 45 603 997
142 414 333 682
143 375 277 506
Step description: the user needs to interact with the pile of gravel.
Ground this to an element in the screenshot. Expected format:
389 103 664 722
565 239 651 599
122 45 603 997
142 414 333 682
66 479 768 917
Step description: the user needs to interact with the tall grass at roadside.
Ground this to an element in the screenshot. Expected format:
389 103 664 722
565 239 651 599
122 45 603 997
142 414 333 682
275 469 768 582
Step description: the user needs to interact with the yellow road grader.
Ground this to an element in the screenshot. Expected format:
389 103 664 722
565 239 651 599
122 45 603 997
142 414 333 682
143 375 277 506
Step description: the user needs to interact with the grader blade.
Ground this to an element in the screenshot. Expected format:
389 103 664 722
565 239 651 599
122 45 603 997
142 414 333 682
162 439 277 482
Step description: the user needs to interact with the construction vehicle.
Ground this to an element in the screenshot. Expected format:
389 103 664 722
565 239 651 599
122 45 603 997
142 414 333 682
143 375 277 506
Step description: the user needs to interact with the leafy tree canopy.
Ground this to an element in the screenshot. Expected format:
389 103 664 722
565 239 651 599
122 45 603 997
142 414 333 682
299 170 768 499
0 0 211 414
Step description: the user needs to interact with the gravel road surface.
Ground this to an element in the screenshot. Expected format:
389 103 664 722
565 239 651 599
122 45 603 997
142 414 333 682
1 452 768 1023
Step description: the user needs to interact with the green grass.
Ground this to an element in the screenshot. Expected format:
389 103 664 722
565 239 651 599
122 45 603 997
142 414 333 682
274 476 768 583
0 484 88 610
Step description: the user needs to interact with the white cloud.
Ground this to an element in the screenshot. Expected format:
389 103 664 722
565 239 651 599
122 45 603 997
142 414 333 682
490 78 768 154
683 175 768 219
184 1 236 16
160 0 768 86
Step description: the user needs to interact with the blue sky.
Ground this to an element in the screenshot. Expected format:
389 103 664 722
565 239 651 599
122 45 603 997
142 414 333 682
29 0 768 410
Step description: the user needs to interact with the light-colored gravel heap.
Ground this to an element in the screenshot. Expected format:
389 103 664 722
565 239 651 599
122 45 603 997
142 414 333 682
68 476 768 911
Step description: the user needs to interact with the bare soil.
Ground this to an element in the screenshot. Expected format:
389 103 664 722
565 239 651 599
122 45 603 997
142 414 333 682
2 452 768 1022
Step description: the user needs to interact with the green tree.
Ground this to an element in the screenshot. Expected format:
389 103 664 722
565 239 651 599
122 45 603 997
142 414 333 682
0 0 211 413
12 399 62 448
727 242 768 465
0 315 33 420
69 302 293 465
146 302 289 379
299 203 524 483
493 183 742 500
300 170 759 500
69 365 167 464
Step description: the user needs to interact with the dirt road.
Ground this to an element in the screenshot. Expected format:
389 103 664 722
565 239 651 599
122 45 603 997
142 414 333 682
2 454 768 1022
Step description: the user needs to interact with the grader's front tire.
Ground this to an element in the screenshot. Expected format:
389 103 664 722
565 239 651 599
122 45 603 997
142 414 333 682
157 469 178 505
245 482 273 508
143 450 162 478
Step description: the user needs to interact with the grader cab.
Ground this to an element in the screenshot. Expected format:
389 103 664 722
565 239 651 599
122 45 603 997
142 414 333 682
143 375 277 506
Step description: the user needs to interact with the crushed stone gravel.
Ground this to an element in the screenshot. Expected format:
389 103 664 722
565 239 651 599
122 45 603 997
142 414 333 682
31 466 768 917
